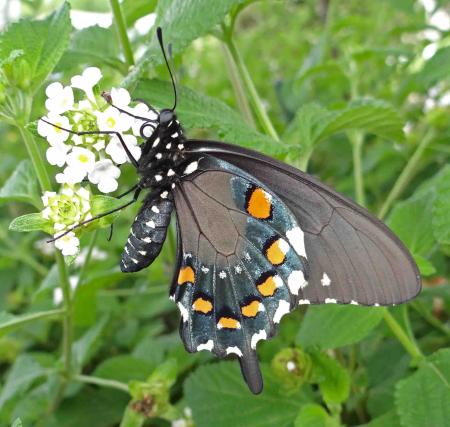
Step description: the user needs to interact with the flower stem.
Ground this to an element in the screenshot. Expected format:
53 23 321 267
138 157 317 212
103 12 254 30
221 42 256 127
349 131 366 206
77 229 99 286
110 0 135 67
18 127 52 191
223 34 279 142
383 309 423 360
56 252 73 378
378 130 435 219
73 374 129 393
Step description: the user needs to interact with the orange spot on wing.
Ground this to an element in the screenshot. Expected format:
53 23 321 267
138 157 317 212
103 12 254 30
241 300 261 317
257 275 277 297
177 266 195 285
246 187 272 219
265 238 287 265
193 297 213 314
218 317 240 329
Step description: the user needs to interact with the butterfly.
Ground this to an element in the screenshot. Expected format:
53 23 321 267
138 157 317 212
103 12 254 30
49 28 421 394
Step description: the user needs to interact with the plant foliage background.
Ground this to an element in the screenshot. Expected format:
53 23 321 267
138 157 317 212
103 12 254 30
0 0 449 426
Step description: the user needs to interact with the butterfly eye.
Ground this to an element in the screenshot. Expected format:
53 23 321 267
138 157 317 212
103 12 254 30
140 122 156 138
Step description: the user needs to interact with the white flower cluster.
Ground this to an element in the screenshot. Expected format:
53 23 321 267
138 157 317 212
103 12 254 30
41 186 92 256
37 67 155 193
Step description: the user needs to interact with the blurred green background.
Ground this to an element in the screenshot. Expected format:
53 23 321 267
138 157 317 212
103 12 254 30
0 0 449 426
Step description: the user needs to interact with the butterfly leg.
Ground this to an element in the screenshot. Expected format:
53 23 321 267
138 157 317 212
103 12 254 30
47 187 142 243
40 119 139 167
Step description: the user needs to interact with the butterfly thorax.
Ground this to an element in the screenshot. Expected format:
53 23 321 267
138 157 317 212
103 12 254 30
137 109 187 191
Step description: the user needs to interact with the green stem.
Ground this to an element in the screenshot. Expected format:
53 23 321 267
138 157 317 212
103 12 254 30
411 301 450 340
378 131 435 219
224 35 280 142
349 131 366 206
110 0 135 67
18 127 52 191
383 309 423 360
221 42 256 127
56 253 73 378
77 229 99 286
0 308 65 335
74 374 129 393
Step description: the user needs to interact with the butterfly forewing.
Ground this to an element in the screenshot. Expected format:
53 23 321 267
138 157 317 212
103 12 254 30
184 140 421 307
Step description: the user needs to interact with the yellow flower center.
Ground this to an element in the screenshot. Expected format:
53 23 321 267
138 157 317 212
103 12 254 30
78 154 89 163
106 117 116 128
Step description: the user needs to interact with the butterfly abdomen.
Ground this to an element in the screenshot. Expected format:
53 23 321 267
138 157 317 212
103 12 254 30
120 193 173 273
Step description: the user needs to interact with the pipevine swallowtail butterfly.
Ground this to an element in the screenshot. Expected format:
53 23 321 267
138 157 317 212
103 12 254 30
48 28 421 394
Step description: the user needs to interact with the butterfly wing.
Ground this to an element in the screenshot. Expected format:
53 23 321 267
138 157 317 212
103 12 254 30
183 140 421 307
170 155 309 393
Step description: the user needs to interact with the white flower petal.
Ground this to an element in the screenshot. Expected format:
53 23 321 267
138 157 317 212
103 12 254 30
98 177 118 193
66 147 96 173
54 232 80 256
46 142 70 167
71 67 102 102
111 87 131 108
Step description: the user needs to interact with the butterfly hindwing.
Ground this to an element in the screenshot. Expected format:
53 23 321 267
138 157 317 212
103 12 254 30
170 156 309 393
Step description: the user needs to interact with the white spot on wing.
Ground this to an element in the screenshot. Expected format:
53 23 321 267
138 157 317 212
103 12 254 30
184 161 198 175
142 237 152 243
273 275 284 288
166 143 172 149
146 220 156 228
197 340 214 352
160 191 168 199
234 265 242 274
152 137 160 147
298 299 310 305
273 300 290 323
278 239 290 255
226 346 243 357
321 273 331 287
325 298 337 304
155 174 162 182
131 258 139 264
251 329 267 349
287 270 308 295
138 250 146 256
177 302 188 322
167 169 175 176
219 270 227 279
156 153 162 160
151 206 160 214
286 227 307 258
201 266 209 273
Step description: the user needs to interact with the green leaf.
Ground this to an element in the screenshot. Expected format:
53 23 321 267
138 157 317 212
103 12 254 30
310 350 350 404
42 387 128 427
294 404 340 427
416 46 450 87
93 355 154 383
123 0 158 26
185 362 309 427
90 195 125 228
395 348 450 427
123 0 244 87
11 419 23 427
358 410 401 427
9 212 53 234
0 353 55 409
296 305 384 349
413 254 436 277
285 99 405 154
0 309 64 337
0 160 41 208
133 79 280 153
432 169 450 245
0 2 71 93
57 26 126 74
72 315 109 370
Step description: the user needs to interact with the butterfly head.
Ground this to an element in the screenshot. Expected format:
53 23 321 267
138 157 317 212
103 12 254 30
159 108 175 125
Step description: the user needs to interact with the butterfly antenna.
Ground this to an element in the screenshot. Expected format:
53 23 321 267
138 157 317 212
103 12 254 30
157 27 177 111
